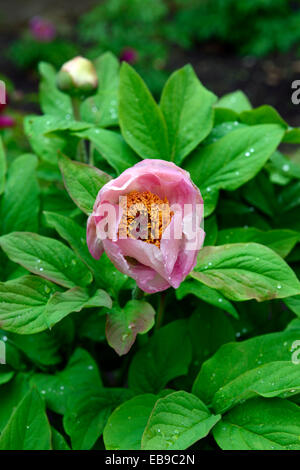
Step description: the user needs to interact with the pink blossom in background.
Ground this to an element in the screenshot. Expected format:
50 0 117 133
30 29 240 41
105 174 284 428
0 115 15 129
120 47 138 64
30 16 56 42
87 160 204 293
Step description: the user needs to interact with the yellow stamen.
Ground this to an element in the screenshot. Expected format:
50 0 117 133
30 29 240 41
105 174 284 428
119 190 173 248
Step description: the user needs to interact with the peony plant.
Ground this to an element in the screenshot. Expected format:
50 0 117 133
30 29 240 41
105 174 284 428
0 53 300 451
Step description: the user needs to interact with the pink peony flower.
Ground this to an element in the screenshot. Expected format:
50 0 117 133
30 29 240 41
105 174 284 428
87 160 204 293
120 47 138 64
0 115 15 129
30 16 56 42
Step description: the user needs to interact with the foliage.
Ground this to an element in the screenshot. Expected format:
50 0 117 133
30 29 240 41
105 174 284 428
8 1 300 95
0 51 300 451
170 0 300 56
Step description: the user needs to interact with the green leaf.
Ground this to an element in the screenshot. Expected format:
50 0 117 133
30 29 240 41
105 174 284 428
217 227 299 258
192 328 300 411
41 185 80 218
119 63 169 160
80 52 120 128
278 181 300 213
215 90 252 113
212 361 300 414
8 327 64 366
188 308 236 373
24 115 82 165
103 394 158 450
204 121 247 145
213 398 300 450
242 171 276 217
58 154 110 215
0 275 58 334
45 287 112 329
38 62 73 117
0 369 14 386
74 128 140 174
43 210 99 271
0 136 6 195
203 189 219 218
240 105 287 128
128 320 192 393
284 295 300 317
286 318 300 331
32 348 103 415
51 427 70 450
106 300 155 356
141 391 220 450
43 211 129 296
283 127 300 144
184 125 284 196
63 388 133 450
214 108 239 125
0 388 51 450
160 65 216 164
269 150 300 181
0 154 39 234
0 374 30 432
203 215 218 246
0 232 93 288
176 280 238 319
190 243 300 301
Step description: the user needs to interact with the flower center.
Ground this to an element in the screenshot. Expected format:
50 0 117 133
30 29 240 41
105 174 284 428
119 190 173 248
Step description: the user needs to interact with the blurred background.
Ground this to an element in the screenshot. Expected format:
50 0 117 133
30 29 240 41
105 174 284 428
1 0 300 130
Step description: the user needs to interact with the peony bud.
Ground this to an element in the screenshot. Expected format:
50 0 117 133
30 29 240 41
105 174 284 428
56 56 98 97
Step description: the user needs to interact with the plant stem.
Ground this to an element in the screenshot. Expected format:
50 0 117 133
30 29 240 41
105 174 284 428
71 96 87 163
89 142 95 166
155 292 166 330
71 96 81 121
132 285 144 300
